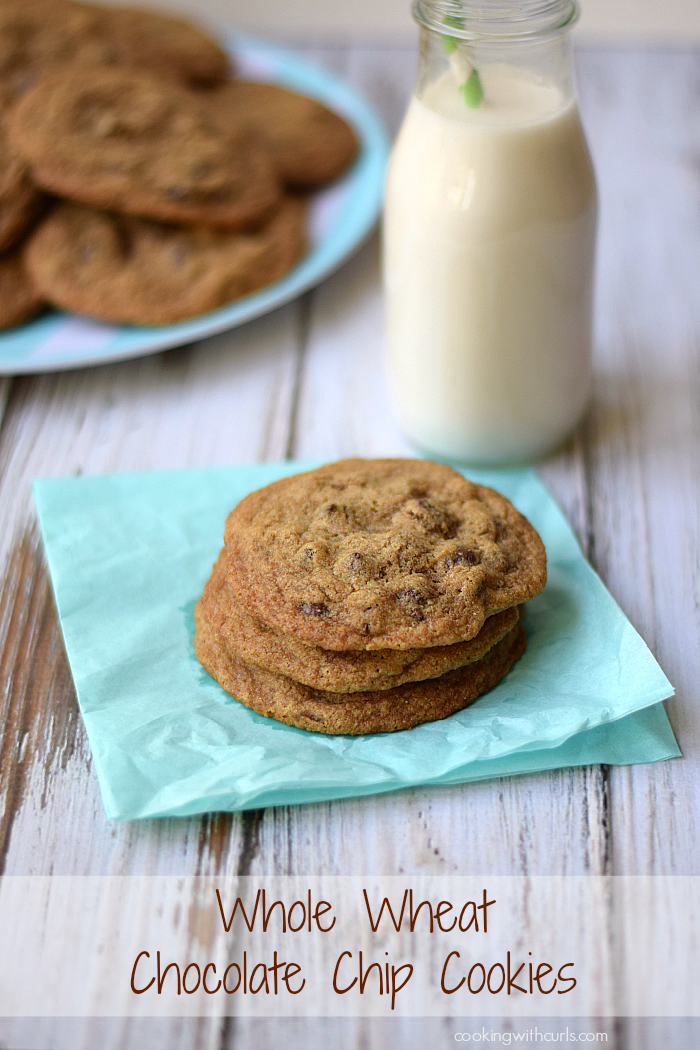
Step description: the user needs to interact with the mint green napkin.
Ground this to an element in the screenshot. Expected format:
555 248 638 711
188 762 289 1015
33 463 679 820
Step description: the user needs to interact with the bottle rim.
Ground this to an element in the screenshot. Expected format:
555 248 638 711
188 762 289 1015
412 0 580 41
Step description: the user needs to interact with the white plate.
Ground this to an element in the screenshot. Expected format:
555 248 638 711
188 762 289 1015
0 33 389 374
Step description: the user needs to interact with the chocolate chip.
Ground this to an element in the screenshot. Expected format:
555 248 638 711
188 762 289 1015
406 497 460 538
170 242 189 265
300 548 315 569
191 161 215 178
397 586 425 603
445 546 480 570
396 587 428 621
298 601 329 617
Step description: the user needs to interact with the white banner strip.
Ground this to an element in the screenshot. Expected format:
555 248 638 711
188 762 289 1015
0 876 697 1018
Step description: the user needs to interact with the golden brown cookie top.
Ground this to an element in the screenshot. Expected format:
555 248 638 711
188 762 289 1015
203 80 359 187
25 194 308 325
7 65 281 227
224 459 547 650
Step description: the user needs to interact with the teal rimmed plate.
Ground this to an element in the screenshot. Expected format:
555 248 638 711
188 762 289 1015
0 34 389 374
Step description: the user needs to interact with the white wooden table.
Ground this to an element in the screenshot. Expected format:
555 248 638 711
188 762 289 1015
0 46 698 1050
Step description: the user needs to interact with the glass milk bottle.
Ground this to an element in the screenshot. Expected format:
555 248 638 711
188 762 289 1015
383 0 597 464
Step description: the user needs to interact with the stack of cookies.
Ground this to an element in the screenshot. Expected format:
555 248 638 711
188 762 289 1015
0 0 358 329
194 459 547 735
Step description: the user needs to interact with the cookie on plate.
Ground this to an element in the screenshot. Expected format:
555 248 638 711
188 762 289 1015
203 80 359 187
194 605 527 735
0 0 228 111
0 121 44 251
223 459 547 651
95 4 230 87
0 245 43 328
7 66 281 228
0 0 113 111
25 195 308 325
199 550 520 692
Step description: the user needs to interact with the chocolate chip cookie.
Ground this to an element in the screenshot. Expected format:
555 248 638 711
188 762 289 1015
7 66 281 228
203 80 359 187
0 0 228 112
199 550 520 692
0 244 42 328
25 194 308 325
224 459 547 650
0 120 44 251
95 4 230 87
0 0 114 111
194 606 527 735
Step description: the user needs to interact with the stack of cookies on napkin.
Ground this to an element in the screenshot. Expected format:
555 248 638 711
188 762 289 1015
0 0 358 329
194 459 547 735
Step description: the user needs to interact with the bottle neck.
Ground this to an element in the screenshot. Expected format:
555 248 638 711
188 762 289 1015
412 1 578 112
413 0 579 41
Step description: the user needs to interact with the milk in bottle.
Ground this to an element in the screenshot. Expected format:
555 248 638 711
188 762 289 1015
384 0 597 463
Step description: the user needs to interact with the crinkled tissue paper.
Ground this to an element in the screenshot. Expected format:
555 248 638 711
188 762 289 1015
33 461 679 820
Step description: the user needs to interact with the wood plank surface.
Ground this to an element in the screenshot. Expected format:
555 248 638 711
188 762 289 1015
578 52 700 880
0 46 698 1050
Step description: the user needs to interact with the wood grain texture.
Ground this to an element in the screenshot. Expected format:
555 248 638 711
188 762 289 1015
576 52 700 883
0 45 697 1050
0 376 10 427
